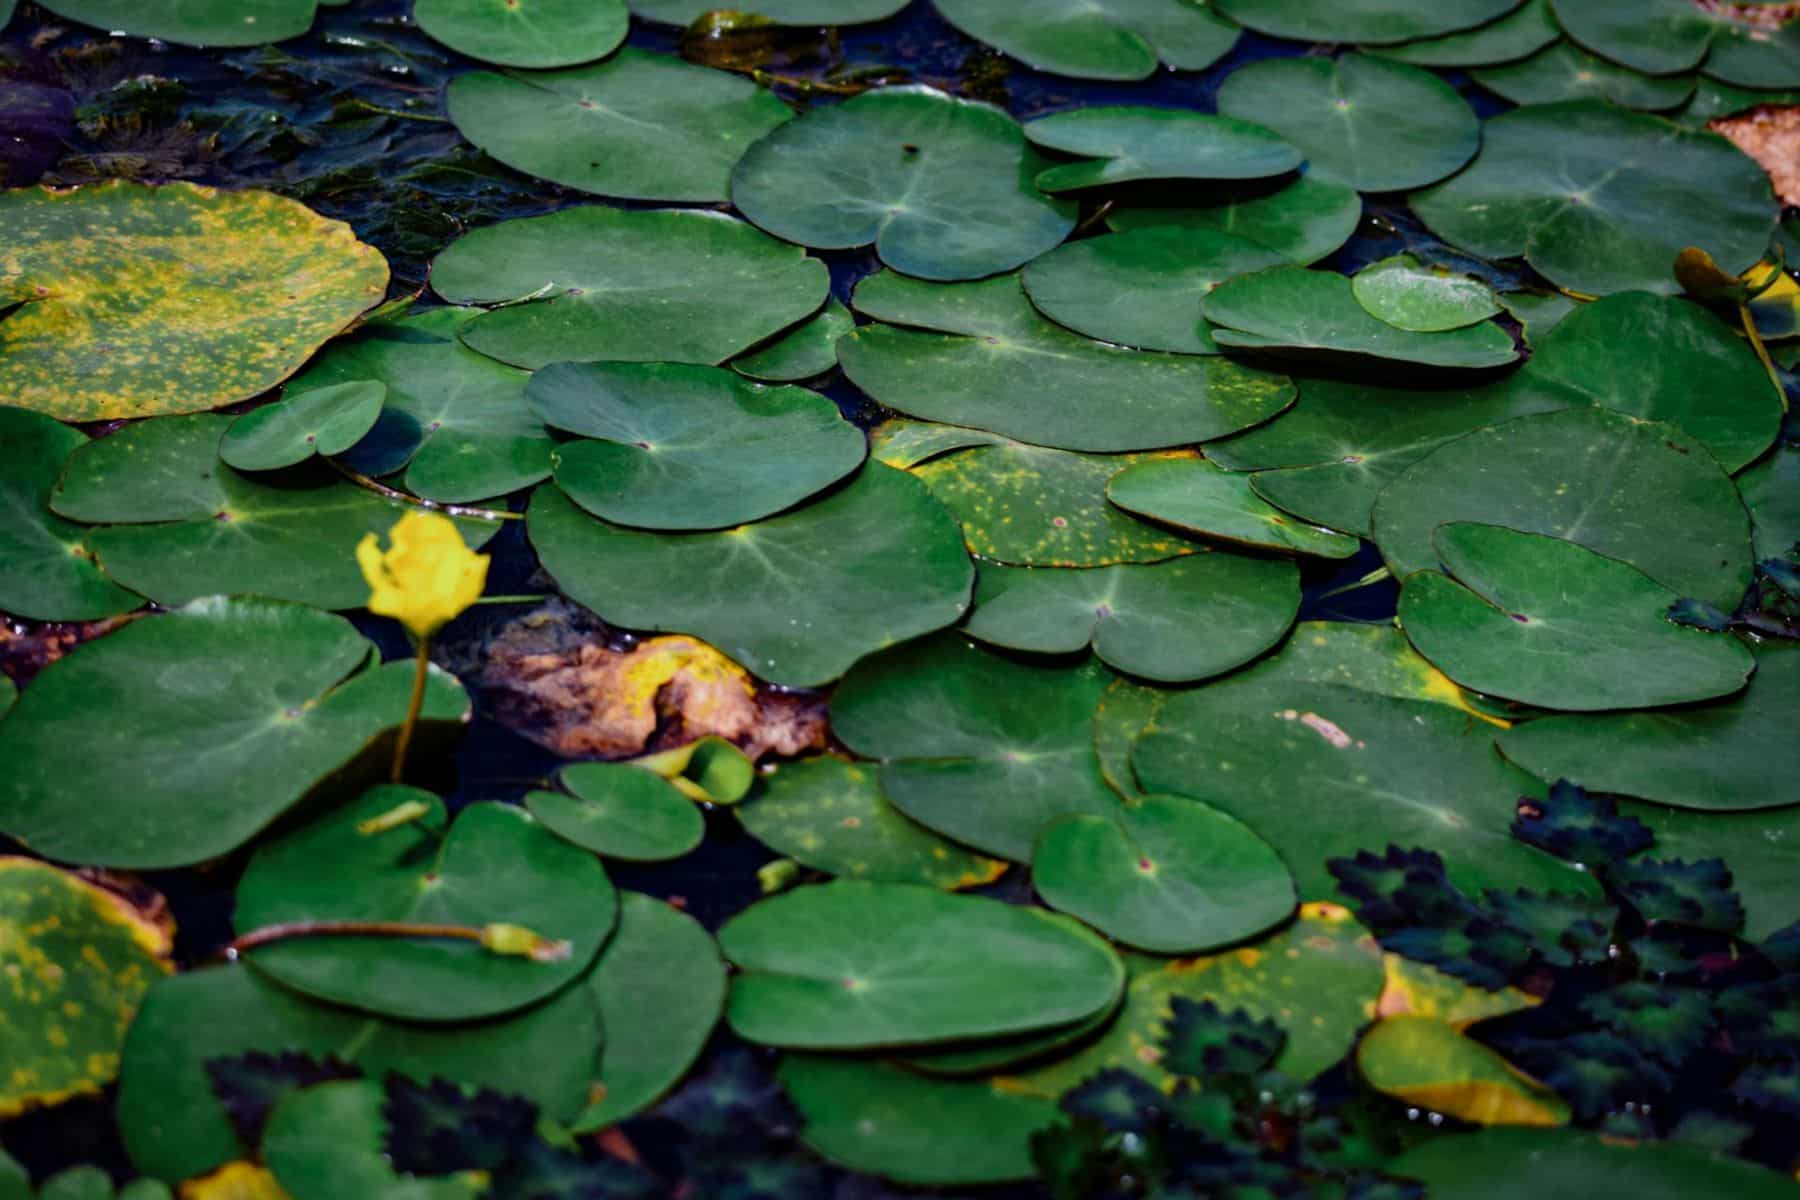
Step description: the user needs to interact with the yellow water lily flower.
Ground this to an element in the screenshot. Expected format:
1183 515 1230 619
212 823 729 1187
356 511 489 639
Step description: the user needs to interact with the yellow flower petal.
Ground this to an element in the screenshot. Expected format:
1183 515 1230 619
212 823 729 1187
356 512 489 638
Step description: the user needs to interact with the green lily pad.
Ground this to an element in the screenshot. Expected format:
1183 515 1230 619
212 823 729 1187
1212 0 1523 45
0 858 171 1118
830 633 1119 861
1107 172 1363 265
1371 407 1755 610
931 0 1240 81
1034 794 1296 954
629 736 756 805
1105 456 1364 556
731 298 853 382
840 271 1295 452
1092 676 1166 797
1498 642 1799 811
1356 1016 1569 1126
735 756 1009 890
720 880 1124 1049
627 0 908 23
1623 801 1800 940
1399 523 1755 711
0 407 142 622
263 1080 481 1200
1498 290 1578 343
964 556 1301 683
909 441 1202 566
445 49 792 201
1352 255 1502 332
1549 0 1799 84
1487 290 1781 472
1023 106 1302 192
218 382 386 472
1203 267 1520 369
429 206 828 369
118 965 600 1182
37 0 321 46
0 597 470 869
870 418 1008 469
1411 101 1776 297
1472 42 1697 111
0 180 385 421
730 86 1075 281
1021 226 1288 354
1389 1128 1800 1199
573 892 725 1130
1704 18 1800 89
528 464 972 688
1133 669 1592 899
235 787 614 1022
526 361 865 530
780 1055 1057 1185
525 763 705 861
415 0 626 68
52 413 496 610
0 674 13 720
1216 54 1479 192
1370 0 1561 66
1006 904 1387 1093
1739 445 1800 560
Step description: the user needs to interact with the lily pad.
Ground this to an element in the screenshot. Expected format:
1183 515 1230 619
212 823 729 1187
1023 106 1302 192
526 361 865 530
1371 0 1561 66
735 756 1008 890
730 86 1075 281
528 464 972 688
429 206 828 369
1092 676 1165 797
840 271 1296 451
719 880 1124 1049
0 407 142 621
1212 0 1524 45
0 597 470 869
909 440 1202 566
1352 255 1502 332
1371 407 1755 610
0 180 385 421
1489 291 1781 473
37 0 323 46
415 0 627 68
573 892 725 1130
1216 54 1479 192
1105 456 1364 556
445 49 793 201
1549 0 1800 84
1411 101 1776 297
1021 226 1288 354
1357 1016 1569 1126
830 633 1119 861
1389 1128 1800 1199
780 1056 1057 1185
1399 523 1755 711
0 859 172 1118
1472 42 1697 111
234 787 614 1022
964 556 1301 683
1623 802 1800 940
930 0 1240 81
1034 794 1296 953
118 965 600 1182
219 383 386 472
731 298 853 382
1498 642 1799 811
263 1080 481 1200
1107 172 1362 265
1202 267 1520 369
1133 670 1592 899
627 0 908 23
1739 445 1800 560
525 763 705 862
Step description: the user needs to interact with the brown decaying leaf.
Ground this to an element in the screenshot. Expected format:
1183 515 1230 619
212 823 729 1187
1710 105 1800 207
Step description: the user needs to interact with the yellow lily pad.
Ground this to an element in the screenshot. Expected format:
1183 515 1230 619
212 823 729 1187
1357 1016 1570 1126
0 857 174 1117
0 180 387 421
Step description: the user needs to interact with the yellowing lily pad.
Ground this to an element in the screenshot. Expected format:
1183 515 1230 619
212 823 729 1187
0 859 172 1118
1356 1016 1569 1126
0 181 387 421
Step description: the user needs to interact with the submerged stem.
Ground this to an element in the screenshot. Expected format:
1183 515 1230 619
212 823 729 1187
391 639 430 783
325 458 521 522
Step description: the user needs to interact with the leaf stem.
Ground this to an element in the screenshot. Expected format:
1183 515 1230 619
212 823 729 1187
1739 302 1788 412
470 594 549 606
325 457 521 522
391 638 430 783
228 919 486 957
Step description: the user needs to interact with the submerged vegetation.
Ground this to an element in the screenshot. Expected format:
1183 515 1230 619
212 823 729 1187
2 0 1799 1195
